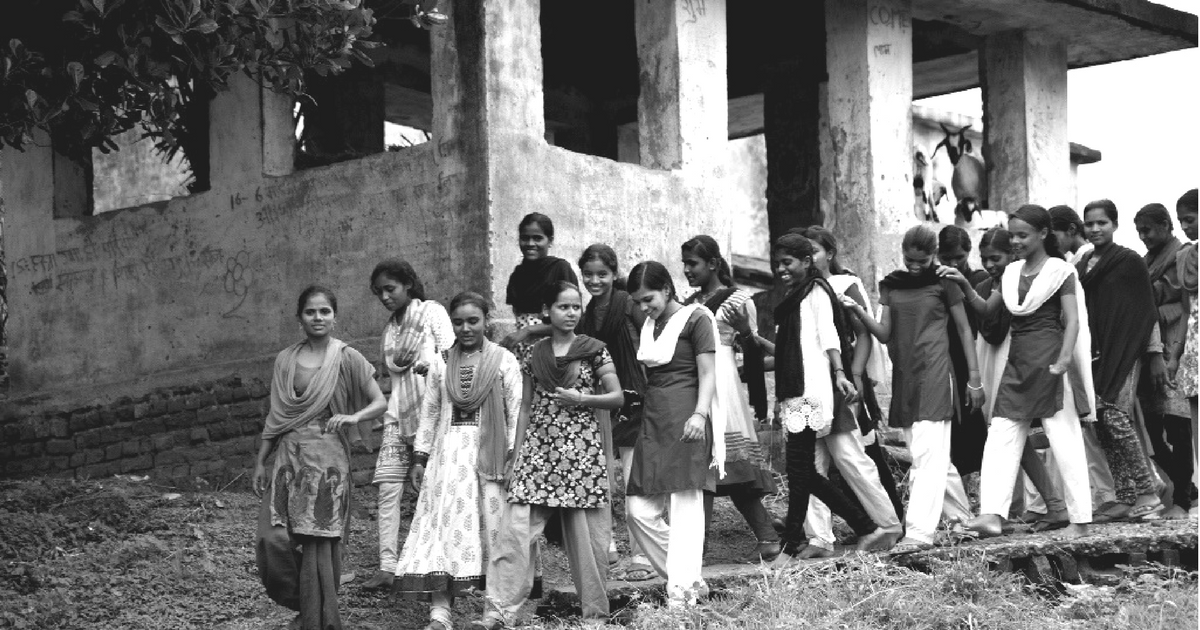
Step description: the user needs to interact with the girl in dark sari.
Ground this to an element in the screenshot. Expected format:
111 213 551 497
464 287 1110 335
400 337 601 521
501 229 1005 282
254 286 387 630
1078 199 1164 520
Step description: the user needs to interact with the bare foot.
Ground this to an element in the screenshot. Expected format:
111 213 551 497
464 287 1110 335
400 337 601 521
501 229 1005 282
798 544 836 558
1058 523 1089 539
857 528 901 552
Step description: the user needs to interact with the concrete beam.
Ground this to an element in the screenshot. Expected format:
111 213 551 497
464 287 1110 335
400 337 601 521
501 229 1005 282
825 0 916 291
981 30 1070 212
208 74 263 190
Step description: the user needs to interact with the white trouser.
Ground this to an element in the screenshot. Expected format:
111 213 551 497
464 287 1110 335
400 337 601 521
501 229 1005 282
804 431 902 550
377 481 405 571
626 489 706 604
903 420 971 544
979 381 1093 523
619 447 650 566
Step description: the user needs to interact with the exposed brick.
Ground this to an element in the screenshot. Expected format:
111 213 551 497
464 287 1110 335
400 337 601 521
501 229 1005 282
248 381 270 399
2 424 20 442
122 440 144 457
69 452 87 468
230 387 252 402
132 418 166 436
148 399 170 417
156 450 188 466
190 428 210 444
214 387 236 404
47 456 69 472
152 434 177 452
80 462 115 479
164 412 196 431
75 430 102 450
133 402 152 419
49 418 70 438
228 400 262 419
120 454 154 473
105 443 123 461
45 439 76 455
83 448 106 465
198 406 230 425
166 398 188 414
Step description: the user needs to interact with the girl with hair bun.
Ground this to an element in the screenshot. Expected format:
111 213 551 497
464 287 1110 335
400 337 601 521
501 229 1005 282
679 235 782 562
363 259 454 589
844 224 983 552
394 293 523 630
943 204 1096 538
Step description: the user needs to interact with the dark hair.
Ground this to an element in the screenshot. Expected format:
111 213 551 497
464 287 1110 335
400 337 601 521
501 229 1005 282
681 234 734 287
1178 189 1198 213
448 291 490 316
627 261 677 301
519 212 555 239
1010 204 1064 259
1083 199 1119 224
901 224 938 255
799 226 846 275
1135 203 1173 228
296 285 337 317
542 281 583 309
1048 205 1084 236
772 233 816 263
938 225 972 254
978 227 1012 253
370 258 427 300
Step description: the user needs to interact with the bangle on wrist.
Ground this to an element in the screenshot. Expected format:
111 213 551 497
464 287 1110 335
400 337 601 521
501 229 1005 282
834 368 846 374
692 410 710 421
966 383 983 391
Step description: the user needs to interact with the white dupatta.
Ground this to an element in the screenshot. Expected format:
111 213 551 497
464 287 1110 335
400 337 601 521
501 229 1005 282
638 303 727 478
979 258 1096 420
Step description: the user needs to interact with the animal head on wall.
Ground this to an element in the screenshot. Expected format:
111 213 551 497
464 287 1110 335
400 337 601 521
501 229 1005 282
933 123 988 225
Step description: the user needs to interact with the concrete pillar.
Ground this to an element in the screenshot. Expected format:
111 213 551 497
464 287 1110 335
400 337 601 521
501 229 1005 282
980 31 1069 212
635 0 728 171
824 0 914 290
261 89 295 177
208 74 263 190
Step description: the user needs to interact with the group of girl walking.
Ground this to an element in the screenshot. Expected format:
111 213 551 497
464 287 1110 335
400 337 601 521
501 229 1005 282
252 189 1198 629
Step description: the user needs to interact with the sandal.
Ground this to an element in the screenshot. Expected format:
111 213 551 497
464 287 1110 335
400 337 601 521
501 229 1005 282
1030 517 1069 533
362 569 395 590
1129 500 1164 521
466 619 506 630
616 562 656 582
887 538 933 555
749 540 783 563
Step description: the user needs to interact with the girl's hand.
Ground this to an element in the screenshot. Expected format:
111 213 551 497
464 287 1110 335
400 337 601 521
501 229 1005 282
409 463 425 491
1149 354 1173 392
553 387 584 407
852 373 866 401
681 413 707 442
838 294 863 314
252 462 268 498
835 372 858 403
413 361 430 376
936 265 968 286
500 328 529 350
392 346 418 368
325 414 358 433
1167 358 1180 384
727 307 754 338
1048 359 1069 376
966 384 986 411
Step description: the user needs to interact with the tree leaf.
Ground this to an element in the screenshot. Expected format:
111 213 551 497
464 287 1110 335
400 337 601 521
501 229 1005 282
193 19 218 34
95 51 119 67
25 89 39 109
94 0 106 15
67 61 84 87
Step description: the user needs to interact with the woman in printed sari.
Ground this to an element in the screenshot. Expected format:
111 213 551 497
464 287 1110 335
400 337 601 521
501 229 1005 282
365 259 454 589
679 235 781 563
1172 189 1198 517
1077 199 1164 520
1134 203 1193 518
394 292 522 630
254 285 387 630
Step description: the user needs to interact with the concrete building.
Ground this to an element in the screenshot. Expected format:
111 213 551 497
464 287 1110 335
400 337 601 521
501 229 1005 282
0 0 1194 481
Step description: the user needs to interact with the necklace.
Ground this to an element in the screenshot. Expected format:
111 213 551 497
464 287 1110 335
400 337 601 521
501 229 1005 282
1021 256 1047 277
460 347 482 358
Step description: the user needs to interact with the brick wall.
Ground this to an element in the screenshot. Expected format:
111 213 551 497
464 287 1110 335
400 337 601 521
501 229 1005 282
0 373 382 486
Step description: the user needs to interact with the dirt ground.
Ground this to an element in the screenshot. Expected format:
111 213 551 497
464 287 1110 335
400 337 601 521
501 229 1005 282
0 470 783 630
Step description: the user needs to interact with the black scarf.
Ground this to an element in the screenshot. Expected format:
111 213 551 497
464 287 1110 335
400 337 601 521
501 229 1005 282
773 276 850 400
974 276 1012 346
879 264 942 292
580 289 645 396
505 256 576 314
1078 245 1157 402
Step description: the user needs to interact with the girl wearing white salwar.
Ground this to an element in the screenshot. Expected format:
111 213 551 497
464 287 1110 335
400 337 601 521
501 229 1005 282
393 293 522 630
944 205 1096 538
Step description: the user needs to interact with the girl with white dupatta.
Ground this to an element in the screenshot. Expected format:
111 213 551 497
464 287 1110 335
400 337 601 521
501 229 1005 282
365 259 454 589
626 261 723 606
942 205 1096 539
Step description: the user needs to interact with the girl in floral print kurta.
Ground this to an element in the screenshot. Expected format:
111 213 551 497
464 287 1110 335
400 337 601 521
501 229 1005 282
475 282 625 628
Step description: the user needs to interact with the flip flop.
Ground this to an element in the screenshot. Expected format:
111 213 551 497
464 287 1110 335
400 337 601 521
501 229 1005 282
615 563 655 582
1129 501 1164 521
887 538 933 556
1030 517 1070 533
